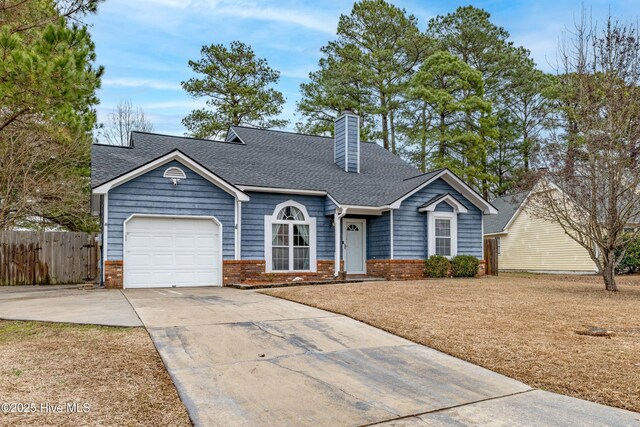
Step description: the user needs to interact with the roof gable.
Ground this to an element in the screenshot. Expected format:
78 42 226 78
418 193 469 213
92 149 250 201
484 192 529 234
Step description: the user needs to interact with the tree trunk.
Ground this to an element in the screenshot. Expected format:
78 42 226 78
602 250 619 292
381 112 389 151
438 113 446 160
565 117 578 175
420 107 427 172
390 110 396 155
380 91 389 151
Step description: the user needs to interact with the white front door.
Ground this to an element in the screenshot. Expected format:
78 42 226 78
344 219 366 274
124 216 222 288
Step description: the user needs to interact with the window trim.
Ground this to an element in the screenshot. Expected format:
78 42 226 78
427 211 457 259
496 236 501 255
264 200 316 273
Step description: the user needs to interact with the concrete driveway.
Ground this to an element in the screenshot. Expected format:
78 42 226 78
0 285 141 327
124 287 640 427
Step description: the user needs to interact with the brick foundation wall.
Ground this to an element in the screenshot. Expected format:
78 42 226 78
222 260 338 285
104 260 123 289
367 259 426 280
368 258 486 280
478 260 486 276
105 258 487 288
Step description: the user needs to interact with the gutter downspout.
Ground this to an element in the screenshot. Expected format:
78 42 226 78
390 209 394 260
334 207 347 276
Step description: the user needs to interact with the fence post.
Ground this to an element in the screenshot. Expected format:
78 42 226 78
484 238 499 276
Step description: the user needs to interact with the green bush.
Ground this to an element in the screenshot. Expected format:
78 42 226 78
424 255 450 278
451 255 479 278
616 238 640 274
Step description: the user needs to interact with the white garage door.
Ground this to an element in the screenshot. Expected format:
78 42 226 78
124 216 221 288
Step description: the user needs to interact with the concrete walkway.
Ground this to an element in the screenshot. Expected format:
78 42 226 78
0 285 142 327
124 287 640 427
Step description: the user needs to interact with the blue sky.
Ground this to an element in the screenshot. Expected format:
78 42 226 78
88 0 639 137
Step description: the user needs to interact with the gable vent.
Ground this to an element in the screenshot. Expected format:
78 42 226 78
163 167 187 180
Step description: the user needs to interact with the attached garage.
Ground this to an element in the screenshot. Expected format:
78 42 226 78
124 215 222 288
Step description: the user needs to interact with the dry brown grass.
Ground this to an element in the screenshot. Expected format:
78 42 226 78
263 273 640 413
0 321 191 426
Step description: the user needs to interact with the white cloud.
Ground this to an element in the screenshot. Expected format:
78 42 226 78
193 1 336 34
141 99 207 110
102 78 182 91
280 66 314 79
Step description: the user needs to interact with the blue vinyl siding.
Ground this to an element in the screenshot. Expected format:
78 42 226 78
334 115 346 169
324 196 338 216
241 193 334 260
393 178 483 259
367 212 390 259
346 115 359 173
106 160 236 261
435 202 454 212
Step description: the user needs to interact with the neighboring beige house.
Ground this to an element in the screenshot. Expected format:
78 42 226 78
484 190 598 274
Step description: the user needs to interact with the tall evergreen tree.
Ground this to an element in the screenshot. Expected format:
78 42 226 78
0 0 103 231
297 0 431 152
296 54 375 138
501 58 554 172
409 51 493 184
182 41 287 140
427 6 537 197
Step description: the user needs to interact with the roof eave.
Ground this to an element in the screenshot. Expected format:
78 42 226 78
92 149 250 202
390 169 498 214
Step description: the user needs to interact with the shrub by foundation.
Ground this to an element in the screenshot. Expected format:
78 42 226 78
451 255 480 278
425 255 451 278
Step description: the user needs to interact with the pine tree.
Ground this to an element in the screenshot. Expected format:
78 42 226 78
182 41 287 140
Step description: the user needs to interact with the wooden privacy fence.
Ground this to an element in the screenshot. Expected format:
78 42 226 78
484 238 499 276
0 231 99 286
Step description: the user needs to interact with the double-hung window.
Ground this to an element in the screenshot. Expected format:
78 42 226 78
434 218 452 257
428 211 457 259
266 202 316 272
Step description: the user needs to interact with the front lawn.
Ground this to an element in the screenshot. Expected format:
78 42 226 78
0 320 191 426
262 274 640 413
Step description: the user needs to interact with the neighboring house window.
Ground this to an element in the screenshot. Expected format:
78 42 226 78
427 211 457 259
496 237 501 255
265 201 316 272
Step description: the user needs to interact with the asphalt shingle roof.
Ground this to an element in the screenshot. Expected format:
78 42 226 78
484 192 528 234
91 126 444 207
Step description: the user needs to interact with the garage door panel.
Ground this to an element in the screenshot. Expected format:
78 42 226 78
152 235 176 247
124 216 221 288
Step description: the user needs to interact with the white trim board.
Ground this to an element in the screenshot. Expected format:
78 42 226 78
237 186 327 196
418 193 469 214
390 209 394 260
391 169 498 215
92 150 250 202
427 211 458 259
235 200 242 260
102 193 108 283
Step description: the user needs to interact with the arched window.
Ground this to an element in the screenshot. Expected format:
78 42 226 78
265 201 316 272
